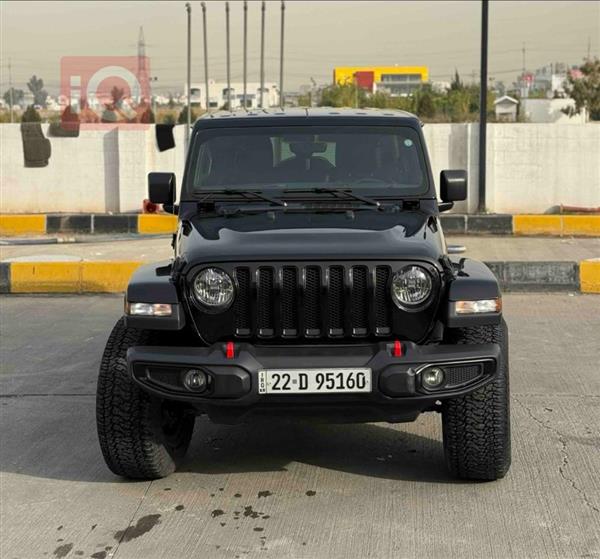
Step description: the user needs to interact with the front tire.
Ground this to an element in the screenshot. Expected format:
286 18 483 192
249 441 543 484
96 318 194 479
442 319 511 481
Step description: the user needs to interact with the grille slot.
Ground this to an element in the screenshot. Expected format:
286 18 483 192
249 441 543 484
351 266 368 335
232 263 396 340
257 267 274 337
374 266 391 335
304 266 321 336
281 267 298 337
328 266 344 336
234 267 251 336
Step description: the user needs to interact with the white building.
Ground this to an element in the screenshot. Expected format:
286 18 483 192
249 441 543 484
520 98 587 124
494 95 519 122
188 80 279 109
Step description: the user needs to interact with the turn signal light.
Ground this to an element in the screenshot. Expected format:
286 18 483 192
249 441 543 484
126 302 173 316
454 298 501 315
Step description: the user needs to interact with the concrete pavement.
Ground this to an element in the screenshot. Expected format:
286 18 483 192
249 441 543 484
1 293 599 558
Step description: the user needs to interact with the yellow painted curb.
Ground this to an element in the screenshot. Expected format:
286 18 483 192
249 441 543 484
81 261 144 292
10 261 82 293
138 214 177 234
0 215 46 236
562 216 600 236
514 215 600 236
580 259 600 294
513 215 562 236
10 261 144 293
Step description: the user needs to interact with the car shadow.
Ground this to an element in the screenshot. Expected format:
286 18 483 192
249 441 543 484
180 416 461 484
0 396 462 484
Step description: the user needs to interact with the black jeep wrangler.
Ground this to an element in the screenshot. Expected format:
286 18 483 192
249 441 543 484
96 108 510 481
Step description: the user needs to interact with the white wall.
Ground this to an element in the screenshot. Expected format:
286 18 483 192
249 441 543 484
1 123 598 214
0 124 187 214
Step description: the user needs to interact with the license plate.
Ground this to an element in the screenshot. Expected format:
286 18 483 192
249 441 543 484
258 368 372 395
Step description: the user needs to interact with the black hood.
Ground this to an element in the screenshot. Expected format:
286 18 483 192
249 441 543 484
176 210 446 270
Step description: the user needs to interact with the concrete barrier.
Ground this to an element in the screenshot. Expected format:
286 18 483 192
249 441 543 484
1 123 598 215
2 213 598 237
1 259 598 294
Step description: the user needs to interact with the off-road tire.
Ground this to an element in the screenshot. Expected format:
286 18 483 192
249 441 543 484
96 318 194 479
442 319 511 481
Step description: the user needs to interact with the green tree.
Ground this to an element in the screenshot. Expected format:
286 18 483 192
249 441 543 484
415 86 436 119
563 58 600 121
450 69 463 91
3 87 24 106
21 105 42 122
26 75 47 106
168 94 175 109
319 83 367 108
177 105 200 124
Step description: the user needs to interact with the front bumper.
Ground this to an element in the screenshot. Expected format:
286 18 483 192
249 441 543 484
127 341 501 424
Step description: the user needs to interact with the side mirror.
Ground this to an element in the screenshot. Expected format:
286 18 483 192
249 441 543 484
440 170 467 202
148 172 176 205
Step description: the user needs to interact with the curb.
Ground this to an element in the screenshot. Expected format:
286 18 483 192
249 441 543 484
1 213 599 237
1 259 598 294
0 214 177 236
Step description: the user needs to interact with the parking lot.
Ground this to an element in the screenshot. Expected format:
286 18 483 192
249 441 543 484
1 293 599 559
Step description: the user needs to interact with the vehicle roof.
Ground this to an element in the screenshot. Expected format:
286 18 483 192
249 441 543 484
193 107 422 129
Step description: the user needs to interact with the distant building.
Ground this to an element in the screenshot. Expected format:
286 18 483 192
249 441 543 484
494 95 519 122
333 66 428 96
521 98 587 124
188 80 279 109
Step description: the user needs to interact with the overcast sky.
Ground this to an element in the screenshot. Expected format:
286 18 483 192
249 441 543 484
1 0 599 95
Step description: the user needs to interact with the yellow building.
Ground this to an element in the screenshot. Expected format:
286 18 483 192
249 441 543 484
333 66 428 96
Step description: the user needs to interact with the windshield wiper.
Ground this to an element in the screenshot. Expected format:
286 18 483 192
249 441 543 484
198 189 287 207
282 187 382 209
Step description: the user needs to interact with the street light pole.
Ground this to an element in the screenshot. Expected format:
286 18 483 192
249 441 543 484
185 2 191 147
243 1 248 110
226 1 231 110
478 0 489 213
279 1 285 108
202 2 210 114
260 1 266 108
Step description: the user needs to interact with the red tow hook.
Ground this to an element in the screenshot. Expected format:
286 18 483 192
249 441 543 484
393 340 403 357
225 341 235 359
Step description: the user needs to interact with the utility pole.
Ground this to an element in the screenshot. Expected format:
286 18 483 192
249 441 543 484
243 1 248 109
225 2 231 110
8 57 14 123
260 1 266 108
202 2 210 113
185 3 191 146
478 0 489 213
279 0 285 108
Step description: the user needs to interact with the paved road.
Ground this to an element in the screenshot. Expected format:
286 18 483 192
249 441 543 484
1 294 599 559
2 235 599 262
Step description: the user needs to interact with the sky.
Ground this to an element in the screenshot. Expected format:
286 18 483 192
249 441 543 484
1 0 599 96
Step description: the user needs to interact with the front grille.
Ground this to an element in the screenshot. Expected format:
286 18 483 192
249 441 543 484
232 263 393 340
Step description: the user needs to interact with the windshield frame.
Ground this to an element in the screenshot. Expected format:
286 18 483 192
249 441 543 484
181 121 435 202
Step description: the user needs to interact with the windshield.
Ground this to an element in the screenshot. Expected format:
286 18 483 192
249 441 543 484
184 125 430 198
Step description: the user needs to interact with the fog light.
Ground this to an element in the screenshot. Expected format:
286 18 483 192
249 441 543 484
422 367 445 389
183 369 207 392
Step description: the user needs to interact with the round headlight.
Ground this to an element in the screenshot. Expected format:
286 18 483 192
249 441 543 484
192 268 235 311
391 265 433 308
